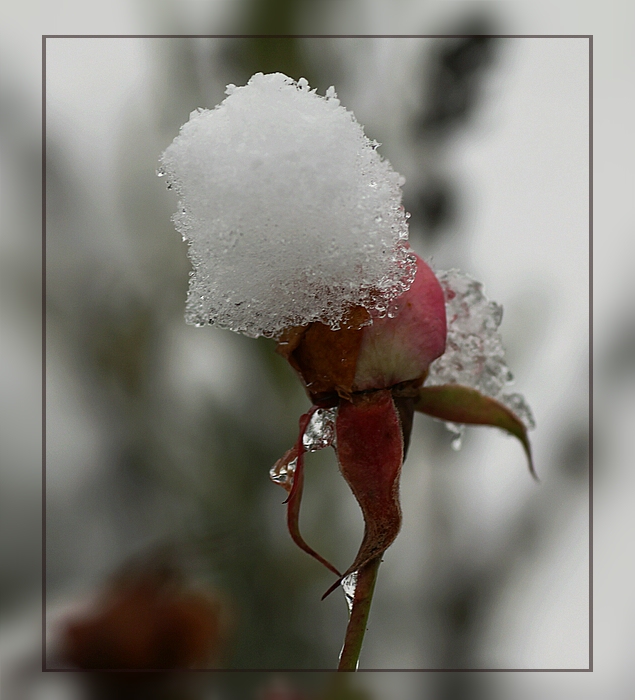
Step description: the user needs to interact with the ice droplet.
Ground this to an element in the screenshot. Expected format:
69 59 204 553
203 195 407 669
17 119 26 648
341 570 358 615
446 423 465 450
269 456 297 488
302 408 337 452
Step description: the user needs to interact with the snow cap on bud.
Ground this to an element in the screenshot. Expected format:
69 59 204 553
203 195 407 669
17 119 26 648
160 72 416 339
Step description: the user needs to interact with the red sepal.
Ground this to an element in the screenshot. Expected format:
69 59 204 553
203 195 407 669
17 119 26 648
273 408 341 578
415 384 537 480
322 390 404 599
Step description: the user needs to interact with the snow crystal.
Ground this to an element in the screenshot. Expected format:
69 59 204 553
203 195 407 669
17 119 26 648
159 72 416 338
427 269 535 430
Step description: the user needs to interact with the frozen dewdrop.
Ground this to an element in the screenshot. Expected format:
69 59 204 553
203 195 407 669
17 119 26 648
160 72 415 338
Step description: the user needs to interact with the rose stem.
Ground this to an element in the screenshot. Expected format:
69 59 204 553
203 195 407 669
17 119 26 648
337 556 381 671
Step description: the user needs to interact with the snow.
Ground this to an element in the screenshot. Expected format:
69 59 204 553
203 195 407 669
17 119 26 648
159 72 415 338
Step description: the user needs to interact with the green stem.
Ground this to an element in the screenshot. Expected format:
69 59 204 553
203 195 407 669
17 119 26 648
337 557 381 671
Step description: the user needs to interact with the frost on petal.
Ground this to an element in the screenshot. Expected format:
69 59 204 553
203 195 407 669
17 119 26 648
159 72 416 339
426 269 535 430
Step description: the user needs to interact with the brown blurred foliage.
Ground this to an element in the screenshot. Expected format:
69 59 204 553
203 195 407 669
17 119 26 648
60 557 231 670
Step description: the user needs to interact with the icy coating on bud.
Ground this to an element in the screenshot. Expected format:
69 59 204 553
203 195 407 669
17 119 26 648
427 269 535 429
160 72 416 338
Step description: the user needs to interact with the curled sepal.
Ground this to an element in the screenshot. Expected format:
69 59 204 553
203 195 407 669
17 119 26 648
414 384 537 480
323 390 404 599
272 409 341 578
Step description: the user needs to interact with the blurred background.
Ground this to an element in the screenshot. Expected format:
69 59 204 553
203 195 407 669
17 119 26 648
1 0 632 698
